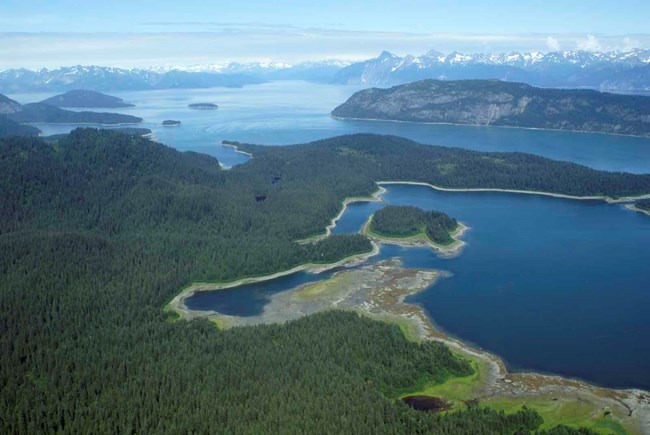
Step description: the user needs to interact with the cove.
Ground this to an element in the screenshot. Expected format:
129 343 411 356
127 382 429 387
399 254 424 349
185 183 650 390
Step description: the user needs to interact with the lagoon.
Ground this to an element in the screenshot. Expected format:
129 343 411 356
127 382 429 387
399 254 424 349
186 184 650 390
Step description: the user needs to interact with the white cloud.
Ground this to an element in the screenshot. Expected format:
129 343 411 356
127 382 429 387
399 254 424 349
622 36 640 51
545 36 561 51
0 28 649 70
577 34 602 51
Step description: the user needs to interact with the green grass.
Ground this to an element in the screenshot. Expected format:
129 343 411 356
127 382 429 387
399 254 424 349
366 314 423 343
484 397 628 434
391 328 629 434
164 311 180 323
401 354 488 403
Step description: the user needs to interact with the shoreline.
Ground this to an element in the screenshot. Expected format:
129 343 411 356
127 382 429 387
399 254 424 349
221 142 254 157
166 241 380 320
168 253 649 433
361 214 469 258
331 114 650 140
166 180 650 432
29 121 142 127
295 186 386 243
626 204 650 217
376 180 650 204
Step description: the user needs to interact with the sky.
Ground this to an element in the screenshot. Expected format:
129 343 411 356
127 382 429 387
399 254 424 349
1 0 649 69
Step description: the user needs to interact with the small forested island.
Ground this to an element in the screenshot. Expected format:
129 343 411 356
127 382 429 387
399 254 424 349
40 89 135 108
332 79 650 137
369 205 458 245
3 130 649 433
1 93 142 125
188 102 219 110
162 119 181 126
0 115 40 137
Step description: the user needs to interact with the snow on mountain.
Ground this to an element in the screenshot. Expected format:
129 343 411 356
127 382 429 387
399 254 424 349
332 49 650 92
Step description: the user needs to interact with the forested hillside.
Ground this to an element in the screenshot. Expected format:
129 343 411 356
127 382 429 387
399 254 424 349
232 134 650 198
0 115 40 137
2 129 638 433
331 79 650 137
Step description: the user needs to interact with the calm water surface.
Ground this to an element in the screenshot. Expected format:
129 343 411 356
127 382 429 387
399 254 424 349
11 81 650 389
10 80 650 172
187 184 650 390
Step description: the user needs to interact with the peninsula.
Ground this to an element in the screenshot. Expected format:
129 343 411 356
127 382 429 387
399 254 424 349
4 129 650 434
1 93 141 124
332 79 650 137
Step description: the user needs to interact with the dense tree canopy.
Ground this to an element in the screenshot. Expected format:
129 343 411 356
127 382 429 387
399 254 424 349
370 205 458 245
1 129 627 433
0 115 40 137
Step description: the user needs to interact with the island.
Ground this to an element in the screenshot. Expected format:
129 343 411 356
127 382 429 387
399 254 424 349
162 119 181 126
331 79 650 137
188 103 219 110
368 205 458 245
4 129 650 434
40 90 135 108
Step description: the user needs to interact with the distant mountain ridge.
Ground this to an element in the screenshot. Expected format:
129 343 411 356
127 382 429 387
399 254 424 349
1 93 141 125
331 49 650 92
3 49 650 92
41 90 135 108
0 66 265 93
332 79 650 137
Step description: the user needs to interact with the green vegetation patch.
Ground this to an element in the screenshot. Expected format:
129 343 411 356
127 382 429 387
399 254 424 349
2 129 643 432
370 205 458 245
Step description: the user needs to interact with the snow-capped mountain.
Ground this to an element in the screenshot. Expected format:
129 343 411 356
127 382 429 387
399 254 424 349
332 49 650 92
2 51 650 93
0 65 265 93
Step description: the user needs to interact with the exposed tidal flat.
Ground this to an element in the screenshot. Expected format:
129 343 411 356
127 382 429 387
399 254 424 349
169 182 650 434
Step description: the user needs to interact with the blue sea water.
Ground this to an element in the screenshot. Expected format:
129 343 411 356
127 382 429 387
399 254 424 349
188 184 650 390
11 81 650 389
10 80 650 172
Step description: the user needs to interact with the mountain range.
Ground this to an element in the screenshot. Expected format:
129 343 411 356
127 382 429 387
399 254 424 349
331 49 650 92
0 66 265 93
1 50 650 93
